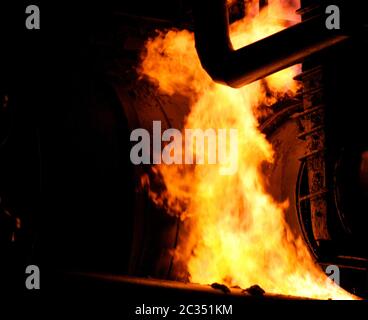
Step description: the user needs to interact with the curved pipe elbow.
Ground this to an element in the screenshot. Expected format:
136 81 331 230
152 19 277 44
192 0 349 88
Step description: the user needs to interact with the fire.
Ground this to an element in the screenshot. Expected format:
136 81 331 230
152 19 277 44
139 0 357 300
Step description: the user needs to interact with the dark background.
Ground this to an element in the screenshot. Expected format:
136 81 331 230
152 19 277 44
0 0 193 294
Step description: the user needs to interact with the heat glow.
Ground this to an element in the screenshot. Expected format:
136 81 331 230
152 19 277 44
139 0 357 300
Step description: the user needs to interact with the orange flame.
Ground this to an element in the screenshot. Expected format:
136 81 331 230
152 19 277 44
139 0 357 300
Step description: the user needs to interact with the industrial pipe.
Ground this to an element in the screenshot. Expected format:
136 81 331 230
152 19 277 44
192 0 349 88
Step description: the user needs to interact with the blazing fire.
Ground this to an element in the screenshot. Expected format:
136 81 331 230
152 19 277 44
139 0 357 299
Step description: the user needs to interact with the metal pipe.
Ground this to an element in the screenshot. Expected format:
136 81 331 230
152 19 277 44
62 272 315 300
192 0 349 88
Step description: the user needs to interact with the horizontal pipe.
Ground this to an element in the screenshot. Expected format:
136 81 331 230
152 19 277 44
63 272 315 300
192 0 349 88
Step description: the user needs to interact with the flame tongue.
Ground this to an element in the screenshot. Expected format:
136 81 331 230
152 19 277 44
139 0 357 300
